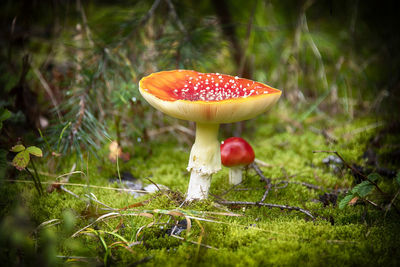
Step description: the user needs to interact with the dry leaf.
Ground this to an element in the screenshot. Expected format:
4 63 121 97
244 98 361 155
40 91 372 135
349 196 359 206
109 141 130 162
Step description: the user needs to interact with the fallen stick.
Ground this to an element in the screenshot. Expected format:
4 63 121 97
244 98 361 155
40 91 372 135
217 200 314 219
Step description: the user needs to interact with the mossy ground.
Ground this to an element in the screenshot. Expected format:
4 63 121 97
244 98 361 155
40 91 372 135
1 105 400 266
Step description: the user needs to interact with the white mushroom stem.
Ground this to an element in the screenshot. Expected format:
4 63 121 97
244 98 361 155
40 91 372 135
186 171 212 200
229 166 244 185
186 123 221 200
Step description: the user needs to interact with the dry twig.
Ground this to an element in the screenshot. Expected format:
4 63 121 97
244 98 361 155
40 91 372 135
250 162 270 184
218 201 314 219
258 185 271 204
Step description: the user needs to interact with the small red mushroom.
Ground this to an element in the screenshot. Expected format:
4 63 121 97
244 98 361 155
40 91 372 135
221 137 255 185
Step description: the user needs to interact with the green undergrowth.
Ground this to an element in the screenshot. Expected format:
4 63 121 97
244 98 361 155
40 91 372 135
1 107 400 266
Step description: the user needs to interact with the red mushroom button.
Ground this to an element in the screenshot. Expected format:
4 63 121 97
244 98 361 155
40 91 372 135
221 137 255 185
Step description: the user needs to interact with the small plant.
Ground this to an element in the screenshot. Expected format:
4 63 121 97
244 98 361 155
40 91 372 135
10 144 43 195
339 173 379 209
339 172 400 213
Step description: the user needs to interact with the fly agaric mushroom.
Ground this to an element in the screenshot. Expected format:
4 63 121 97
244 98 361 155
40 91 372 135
139 70 281 200
221 137 255 185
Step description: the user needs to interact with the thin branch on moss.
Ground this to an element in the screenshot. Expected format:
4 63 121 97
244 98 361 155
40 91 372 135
272 181 289 189
258 185 271 203
217 182 243 198
283 180 348 193
250 162 270 184
233 187 264 191
251 162 348 194
218 200 314 219
290 180 324 190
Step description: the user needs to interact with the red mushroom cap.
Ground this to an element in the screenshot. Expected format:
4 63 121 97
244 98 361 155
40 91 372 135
220 137 255 167
139 70 281 123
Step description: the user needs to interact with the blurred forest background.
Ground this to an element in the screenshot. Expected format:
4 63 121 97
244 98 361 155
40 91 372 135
1 0 399 158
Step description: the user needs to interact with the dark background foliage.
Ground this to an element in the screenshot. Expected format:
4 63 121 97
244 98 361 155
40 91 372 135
1 0 399 153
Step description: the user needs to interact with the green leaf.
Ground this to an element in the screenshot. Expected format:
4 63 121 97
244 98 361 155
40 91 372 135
0 109 11 130
351 181 374 198
10 144 25 153
0 108 11 122
396 172 400 186
367 173 380 182
26 146 43 157
339 194 354 209
12 150 30 171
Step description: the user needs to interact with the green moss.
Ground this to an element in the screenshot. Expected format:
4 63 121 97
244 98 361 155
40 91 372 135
1 113 400 266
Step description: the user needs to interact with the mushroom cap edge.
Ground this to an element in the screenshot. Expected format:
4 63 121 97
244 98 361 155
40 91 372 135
138 70 282 124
